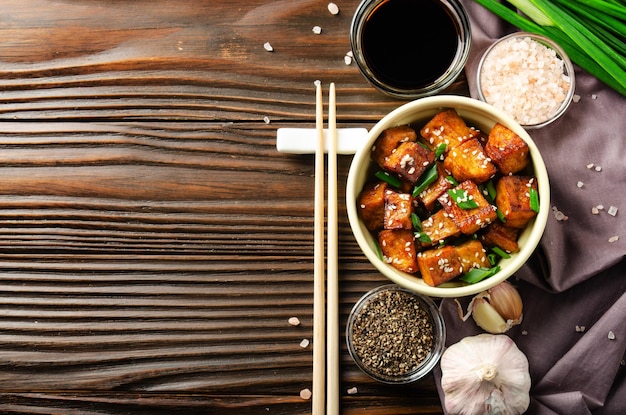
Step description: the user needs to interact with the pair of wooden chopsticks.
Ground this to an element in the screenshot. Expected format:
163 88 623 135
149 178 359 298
312 81 339 415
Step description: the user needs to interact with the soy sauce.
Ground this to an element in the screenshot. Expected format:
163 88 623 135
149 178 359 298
361 0 460 90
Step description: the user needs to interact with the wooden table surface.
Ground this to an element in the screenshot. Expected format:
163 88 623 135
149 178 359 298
0 1 473 413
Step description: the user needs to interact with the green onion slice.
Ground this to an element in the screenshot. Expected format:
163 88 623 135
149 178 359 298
448 189 479 210
414 232 432 244
411 213 423 231
529 187 540 213
435 143 447 159
412 164 438 197
460 266 501 284
446 175 459 186
491 246 512 259
496 207 507 223
375 170 402 189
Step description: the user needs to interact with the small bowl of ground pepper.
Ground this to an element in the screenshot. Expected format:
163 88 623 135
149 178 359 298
346 284 446 384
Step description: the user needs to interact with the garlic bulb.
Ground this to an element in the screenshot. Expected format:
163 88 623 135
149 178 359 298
440 334 531 415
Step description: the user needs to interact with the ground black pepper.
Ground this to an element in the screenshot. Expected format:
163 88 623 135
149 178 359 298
351 288 435 378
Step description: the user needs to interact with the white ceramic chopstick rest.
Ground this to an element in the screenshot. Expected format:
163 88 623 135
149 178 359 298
276 127 368 155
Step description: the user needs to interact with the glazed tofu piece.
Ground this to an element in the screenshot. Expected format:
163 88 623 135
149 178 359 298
417 245 463 287
383 190 414 230
443 138 497 184
358 181 388 232
378 229 419 274
495 176 539 228
454 239 490 272
485 123 530 175
371 125 417 167
420 109 474 151
481 222 520 253
439 180 498 235
382 141 435 185
415 162 453 211
420 209 461 246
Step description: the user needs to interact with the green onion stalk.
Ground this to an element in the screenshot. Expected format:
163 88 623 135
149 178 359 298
473 0 626 97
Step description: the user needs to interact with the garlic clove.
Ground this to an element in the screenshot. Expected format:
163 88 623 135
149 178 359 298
472 297 508 333
488 281 523 322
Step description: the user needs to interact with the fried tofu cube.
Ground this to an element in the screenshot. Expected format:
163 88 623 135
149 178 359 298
454 239 490 272
481 222 520 253
371 125 417 167
495 176 539 228
439 180 498 235
420 209 461 246
415 162 453 211
485 123 530 175
420 109 474 151
358 181 388 232
382 141 435 185
384 190 413 230
443 138 497 184
417 246 463 287
378 229 419 274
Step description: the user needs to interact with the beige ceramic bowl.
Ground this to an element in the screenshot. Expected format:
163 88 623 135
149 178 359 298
346 96 550 298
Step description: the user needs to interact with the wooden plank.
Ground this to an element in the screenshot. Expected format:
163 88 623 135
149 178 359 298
0 0 465 121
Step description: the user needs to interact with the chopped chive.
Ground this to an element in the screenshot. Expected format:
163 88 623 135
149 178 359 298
486 180 497 202
374 240 383 260
529 187 540 212
445 175 458 186
496 207 507 222
412 164 438 197
487 253 498 266
411 213 423 231
435 143 447 159
460 266 501 284
414 232 432 244
375 170 402 188
448 189 479 209
491 246 512 259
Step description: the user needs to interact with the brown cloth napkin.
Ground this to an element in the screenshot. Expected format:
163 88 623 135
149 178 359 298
433 1 626 414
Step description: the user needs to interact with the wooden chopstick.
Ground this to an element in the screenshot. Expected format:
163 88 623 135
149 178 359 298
326 82 339 415
312 80 326 415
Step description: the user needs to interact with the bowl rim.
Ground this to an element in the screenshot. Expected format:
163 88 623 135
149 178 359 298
475 31 576 129
345 284 446 383
346 95 550 298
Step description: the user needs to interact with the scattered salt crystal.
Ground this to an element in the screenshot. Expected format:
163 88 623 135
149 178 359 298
608 206 618 216
300 338 310 348
300 388 312 400
608 235 619 243
597 204 604 210
577 181 584 188
347 386 358 395
595 165 602 172
344 54 352 65
586 163 594 169
328 2 340 15
312 25 322 35
608 331 615 340
346 50 353 58
521 330 528 336
573 94 581 103
263 116 271 124
552 206 568 221
576 325 586 332
288 316 301 326
591 206 600 215
263 42 274 52
592 94 598 100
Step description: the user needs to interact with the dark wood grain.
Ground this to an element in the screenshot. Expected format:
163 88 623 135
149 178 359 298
0 0 459 413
